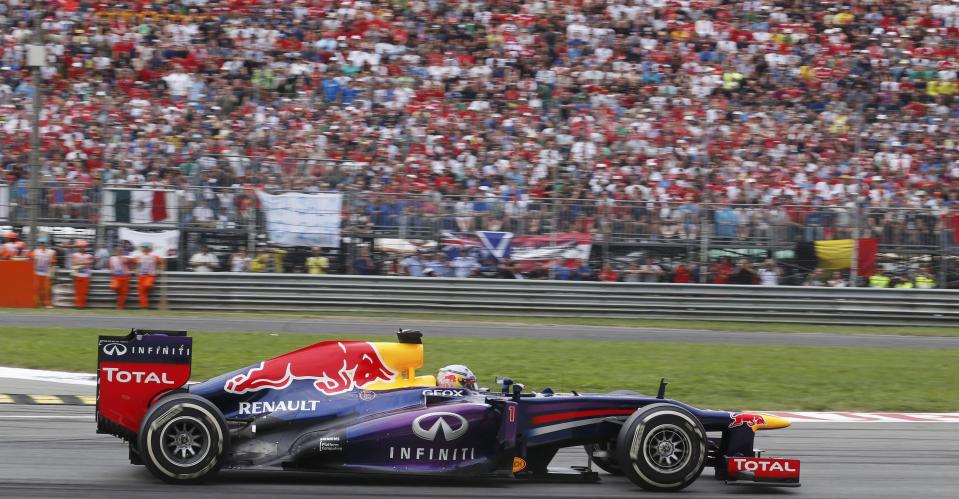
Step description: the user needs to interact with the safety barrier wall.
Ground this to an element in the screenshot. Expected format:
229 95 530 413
52 271 959 326
0 260 37 308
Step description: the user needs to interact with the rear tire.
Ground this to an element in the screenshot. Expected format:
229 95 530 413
616 404 706 492
138 394 229 484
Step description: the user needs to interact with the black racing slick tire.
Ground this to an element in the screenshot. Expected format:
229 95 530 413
138 394 229 484
616 404 706 492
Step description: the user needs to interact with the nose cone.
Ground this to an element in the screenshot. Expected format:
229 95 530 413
755 413 792 431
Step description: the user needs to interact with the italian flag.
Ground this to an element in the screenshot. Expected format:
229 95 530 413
101 189 178 224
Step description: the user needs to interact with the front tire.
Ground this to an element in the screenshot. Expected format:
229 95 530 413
616 404 706 492
138 394 229 484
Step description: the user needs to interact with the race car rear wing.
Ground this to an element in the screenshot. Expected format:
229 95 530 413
96 329 192 439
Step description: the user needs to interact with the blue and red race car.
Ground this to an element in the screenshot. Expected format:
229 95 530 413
96 329 800 492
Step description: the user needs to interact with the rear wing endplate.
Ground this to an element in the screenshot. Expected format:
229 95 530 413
96 329 192 439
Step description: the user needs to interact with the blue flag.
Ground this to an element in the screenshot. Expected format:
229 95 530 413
476 231 514 260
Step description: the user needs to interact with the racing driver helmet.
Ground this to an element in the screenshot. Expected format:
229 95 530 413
437 364 477 391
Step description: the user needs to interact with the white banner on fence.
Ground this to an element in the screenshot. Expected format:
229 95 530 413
118 228 180 258
256 192 342 247
0 184 8 220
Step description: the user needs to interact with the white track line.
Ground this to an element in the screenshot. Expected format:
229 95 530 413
761 411 959 423
0 367 96 386
0 416 94 420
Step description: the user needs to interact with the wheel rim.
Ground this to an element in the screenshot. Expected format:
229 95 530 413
642 424 691 474
159 416 211 468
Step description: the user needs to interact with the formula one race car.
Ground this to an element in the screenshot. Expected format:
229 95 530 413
96 329 800 491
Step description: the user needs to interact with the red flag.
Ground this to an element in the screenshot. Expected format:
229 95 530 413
856 238 878 277
953 214 959 244
152 191 167 223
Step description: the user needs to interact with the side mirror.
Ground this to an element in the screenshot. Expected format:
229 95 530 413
496 377 513 395
512 383 524 401
656 377 669 399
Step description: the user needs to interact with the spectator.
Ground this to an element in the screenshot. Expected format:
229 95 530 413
893 274 915 289
498 258 523 279
915 268 938 289
730 259 759 285
353 248 375 276
622 262 641 283
70 240 93 309
32 237 56 309
108 247 131 310
8 241 29 259
714 204 741 240
710 257 735 285
133 243 162 309
672 262 693 284
868 272 892 289
551 261 573 281
477 255 500 279
306 247 330 275
804 268 827 287
1 232 17 259
638 257 664 283
93 244 111 270
758 260 782 286
451 252 480 279
574 260 593 281
251 247 286 273
229 248 251 273
189 245 219 272
598 263 619 282
427 254 453 278
827 271 848 288
399 252 425 277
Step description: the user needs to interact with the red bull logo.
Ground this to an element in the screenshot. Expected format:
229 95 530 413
225 341 396 395
729 412 766 429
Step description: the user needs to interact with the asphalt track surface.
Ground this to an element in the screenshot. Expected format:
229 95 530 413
3 311 959 349
1 401 957 499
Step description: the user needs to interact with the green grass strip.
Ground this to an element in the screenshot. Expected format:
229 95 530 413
1 327 955 412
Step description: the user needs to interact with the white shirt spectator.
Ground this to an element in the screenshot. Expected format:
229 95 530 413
451 256 479 278
190 251 219 272
163 72 193 97
400 255 424 277
758 268 780 286
229 252 251 272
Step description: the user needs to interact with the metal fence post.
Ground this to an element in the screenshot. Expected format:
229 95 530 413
247 198 257 254
850 205 861 286
698 206 709 283
939 227 948 289
26 26 45 248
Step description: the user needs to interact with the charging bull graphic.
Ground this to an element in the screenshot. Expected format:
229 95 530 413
225 341 396 395
728 413 766 429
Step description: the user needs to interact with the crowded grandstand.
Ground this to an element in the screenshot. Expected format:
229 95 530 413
1 0 958 298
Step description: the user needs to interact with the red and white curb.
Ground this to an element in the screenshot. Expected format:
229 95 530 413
763 411 959 423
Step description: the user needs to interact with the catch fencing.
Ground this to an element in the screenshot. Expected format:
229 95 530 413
52 271 959 326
